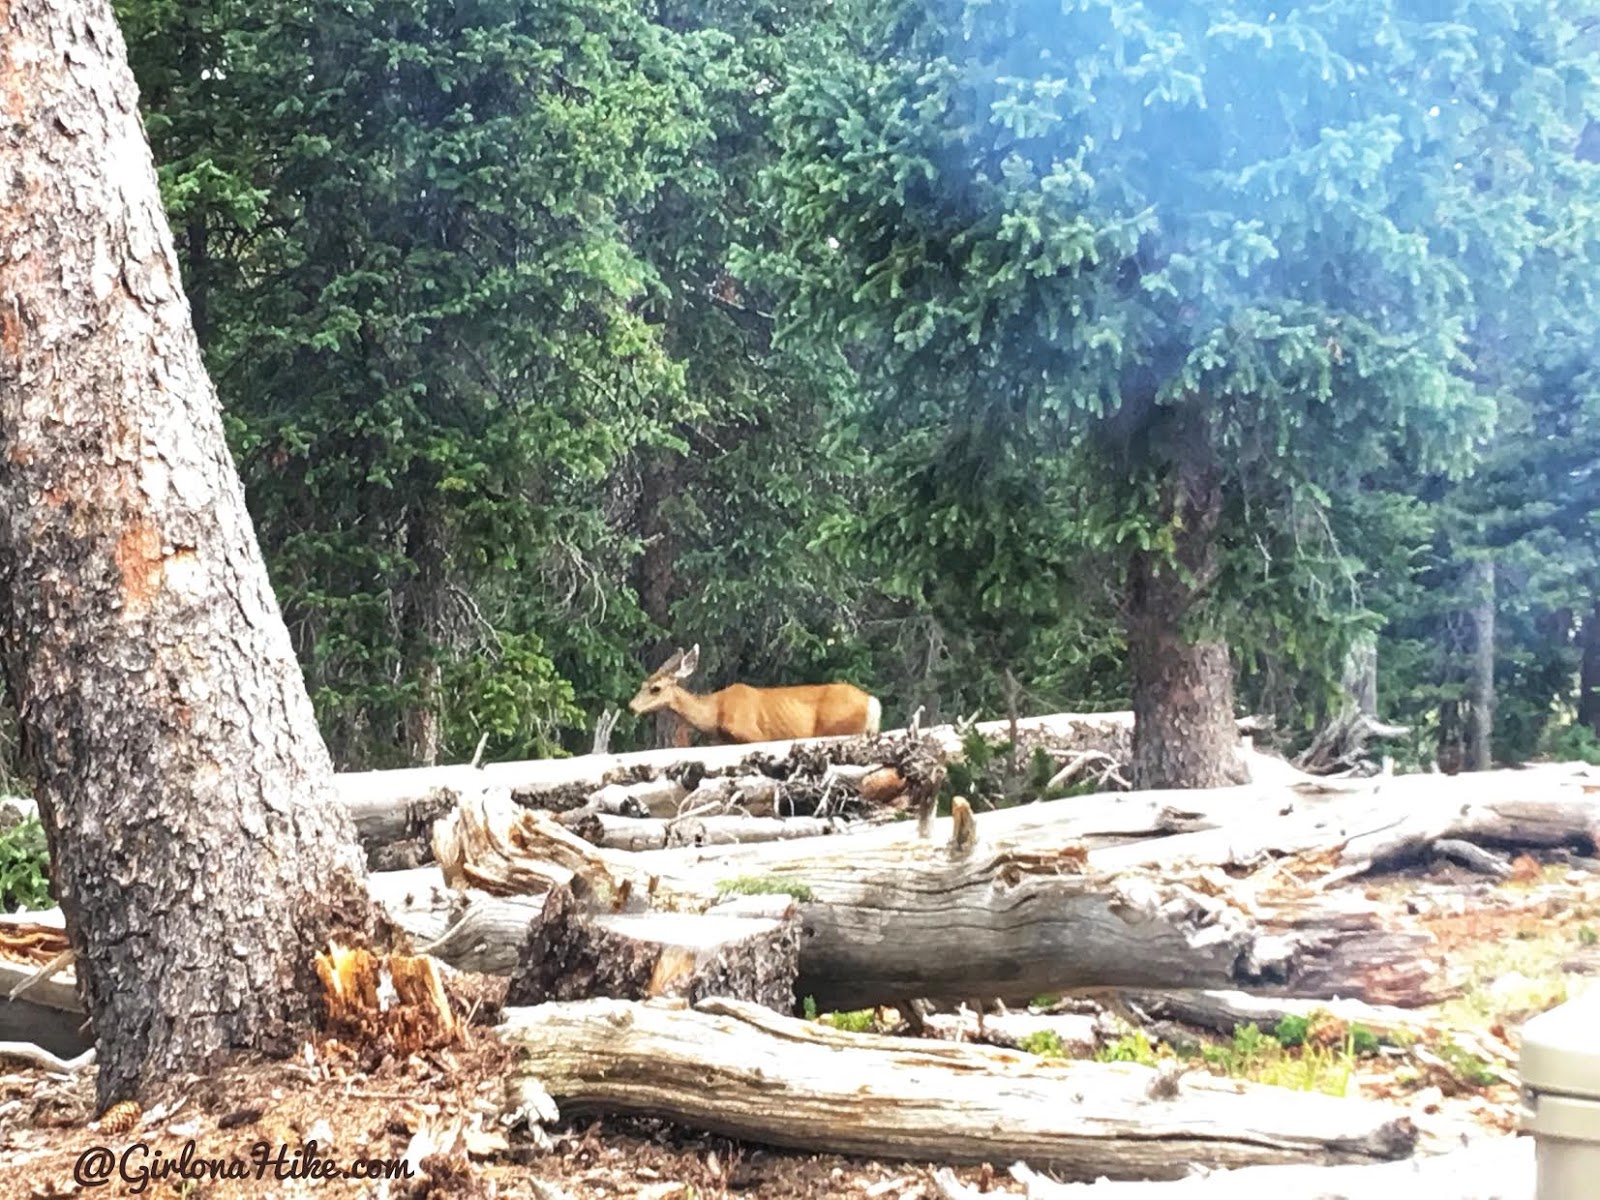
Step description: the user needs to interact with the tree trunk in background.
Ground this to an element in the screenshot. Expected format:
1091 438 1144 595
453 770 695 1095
1123 457 1245 790
401 504 447 766
1580 599 1600 738
0 0 375 1108
635 453 689 749
1467 556 1495 772
1346 631 1379 718
1436 700 1464 774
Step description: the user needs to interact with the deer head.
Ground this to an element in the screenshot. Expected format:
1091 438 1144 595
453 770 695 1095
628 644 700 715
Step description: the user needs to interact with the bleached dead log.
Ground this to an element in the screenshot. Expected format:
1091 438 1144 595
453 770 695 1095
1113 990 1439 1043
664 814 841 849
1429 838 1514 879
1084 763 1598 879
634 782 1265 877
953 1134 1533 1198
675 773 785 817
562 808 839 854
921 1008 1106 1056
505 885 800 1012
0 955 91 1063
344 785 458 863
431 791 1450 1010
499 995 1416 1178
368 866 546 974
586 777 688 819
334 711 1129 816
638 762 1595 883
0 1041 95 1074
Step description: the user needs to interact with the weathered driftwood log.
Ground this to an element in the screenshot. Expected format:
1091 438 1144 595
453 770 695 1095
935 1135 1533 1198
0 957 90 1060
430 791 1451 1010
334 710 1145 832
498 995 1417 1179
506 885 800 1012
0 914 91 1059
921 1007 1107 1055
368 868 547 975
1111 989 1439 1044
1076 762 1598 880
633 762 1596 884
557 810 847 853
1429 838 1514 879
585 777 690 819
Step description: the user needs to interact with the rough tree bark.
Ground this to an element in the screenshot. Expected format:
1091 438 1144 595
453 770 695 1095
1467 556 1495 772
1124 451 1246 790
0 0 375 1109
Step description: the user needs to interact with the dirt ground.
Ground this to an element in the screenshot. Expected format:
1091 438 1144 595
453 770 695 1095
0 1030 1007 1200
1 849 1594 1200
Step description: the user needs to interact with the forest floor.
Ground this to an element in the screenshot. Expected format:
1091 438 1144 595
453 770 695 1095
0 850 1594 1199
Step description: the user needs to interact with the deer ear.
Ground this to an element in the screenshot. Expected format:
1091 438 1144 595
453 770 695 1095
677 644 700 677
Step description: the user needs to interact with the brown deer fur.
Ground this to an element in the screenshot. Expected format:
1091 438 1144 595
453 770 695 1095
628 645 882 745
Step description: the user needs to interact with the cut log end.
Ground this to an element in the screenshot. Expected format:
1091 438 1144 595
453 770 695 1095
506 884 801 1014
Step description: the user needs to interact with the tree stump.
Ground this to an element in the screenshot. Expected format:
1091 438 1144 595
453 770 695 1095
506 885 801 1012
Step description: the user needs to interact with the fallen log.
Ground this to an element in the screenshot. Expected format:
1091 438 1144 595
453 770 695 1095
334 710 1136 831
0 957 89 1061
1074 762 1598 880
557 811 845 853
936 1134 1532 1198
1429 838 1514 879
633 762 1596 883
1111 989 1437 1045
368 868 547 974
586 777 689 819
430 790 1452 1010
920 1007 1106 1055
632 782 1259 875
505 885 800 1012
497 995 1417 1179
0 917 90 1060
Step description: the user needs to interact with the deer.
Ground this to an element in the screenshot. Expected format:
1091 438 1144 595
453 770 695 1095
628 644 882 745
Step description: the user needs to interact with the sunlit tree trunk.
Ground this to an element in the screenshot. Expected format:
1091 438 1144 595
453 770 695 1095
0 0 374 1109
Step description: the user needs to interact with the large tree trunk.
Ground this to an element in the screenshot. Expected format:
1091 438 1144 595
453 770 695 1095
1124 454 1245 790
1467 555 1495 771
1580 597 1600 737
0 0 374 1109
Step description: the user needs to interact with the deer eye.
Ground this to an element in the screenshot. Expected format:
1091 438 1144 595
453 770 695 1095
650 684 662 693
